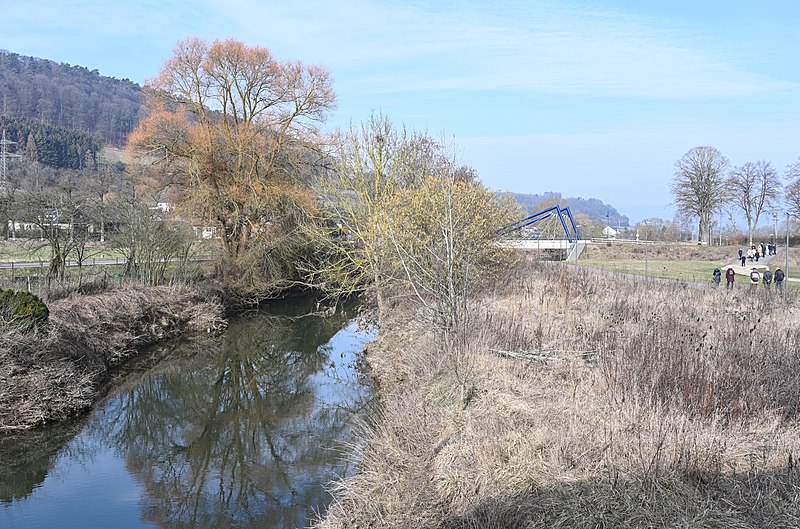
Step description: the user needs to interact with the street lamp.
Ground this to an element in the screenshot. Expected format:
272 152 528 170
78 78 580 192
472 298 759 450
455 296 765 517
787 212 791 284
644 220 649 279
773 212 778 251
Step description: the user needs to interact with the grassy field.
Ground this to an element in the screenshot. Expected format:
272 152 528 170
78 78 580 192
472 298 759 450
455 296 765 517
0 239 221 294
0 238 223 263
575 257 721 283
0 240 127 262
577 242 727 284
575 241 800 287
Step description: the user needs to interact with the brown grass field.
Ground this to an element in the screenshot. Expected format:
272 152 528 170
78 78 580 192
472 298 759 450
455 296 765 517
318 254 800 528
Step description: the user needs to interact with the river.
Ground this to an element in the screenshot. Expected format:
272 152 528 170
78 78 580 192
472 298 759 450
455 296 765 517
0 298 374 529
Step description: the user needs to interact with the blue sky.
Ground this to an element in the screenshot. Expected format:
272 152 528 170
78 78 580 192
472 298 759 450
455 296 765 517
5 0 800 223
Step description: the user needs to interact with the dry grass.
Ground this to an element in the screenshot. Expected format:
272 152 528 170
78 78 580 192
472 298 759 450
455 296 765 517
579 241 736 262
317 256 800 528
0 285 225 431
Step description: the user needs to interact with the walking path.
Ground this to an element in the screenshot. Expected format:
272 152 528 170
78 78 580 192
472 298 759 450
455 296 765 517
721 250 798 283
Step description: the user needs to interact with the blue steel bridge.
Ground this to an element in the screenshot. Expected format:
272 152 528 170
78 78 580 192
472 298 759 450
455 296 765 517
498 205 587 261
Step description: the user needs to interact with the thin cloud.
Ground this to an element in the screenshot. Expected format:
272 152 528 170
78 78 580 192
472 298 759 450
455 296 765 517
216 0 797 99
7 0 795 99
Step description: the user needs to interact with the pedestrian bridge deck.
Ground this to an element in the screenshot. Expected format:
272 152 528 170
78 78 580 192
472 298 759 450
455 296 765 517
498 239 587 261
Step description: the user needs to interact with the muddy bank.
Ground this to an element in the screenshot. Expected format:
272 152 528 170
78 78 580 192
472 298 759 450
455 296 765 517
0 285 225 431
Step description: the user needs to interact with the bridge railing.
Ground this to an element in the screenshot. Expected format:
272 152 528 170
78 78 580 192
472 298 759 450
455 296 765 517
590 238 654 245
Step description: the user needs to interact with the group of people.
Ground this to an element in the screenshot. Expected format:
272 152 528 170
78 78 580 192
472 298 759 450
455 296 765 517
713 264 785 294
738 243 777 266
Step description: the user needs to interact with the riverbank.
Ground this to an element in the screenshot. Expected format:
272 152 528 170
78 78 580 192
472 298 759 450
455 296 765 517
0 284 225 431
318 257 800 528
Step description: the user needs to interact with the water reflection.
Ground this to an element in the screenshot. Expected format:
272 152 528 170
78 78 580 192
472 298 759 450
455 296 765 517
1 299 373 529
0 420 85 503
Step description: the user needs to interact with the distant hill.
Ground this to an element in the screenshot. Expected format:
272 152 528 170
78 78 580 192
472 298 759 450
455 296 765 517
508 191 630 227
0 50 141 146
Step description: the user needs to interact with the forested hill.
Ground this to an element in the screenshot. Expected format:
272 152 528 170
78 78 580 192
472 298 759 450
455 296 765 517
509 191 630 227
0 50 141 146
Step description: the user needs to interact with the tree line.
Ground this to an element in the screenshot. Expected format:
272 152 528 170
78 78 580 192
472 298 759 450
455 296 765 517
0 115 100 169
672 146 800 245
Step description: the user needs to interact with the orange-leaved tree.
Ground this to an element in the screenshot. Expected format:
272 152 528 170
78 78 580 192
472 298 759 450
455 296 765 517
127 38 335 291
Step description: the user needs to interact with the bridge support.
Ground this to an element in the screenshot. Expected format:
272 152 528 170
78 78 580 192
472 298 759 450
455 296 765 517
566 240 587 261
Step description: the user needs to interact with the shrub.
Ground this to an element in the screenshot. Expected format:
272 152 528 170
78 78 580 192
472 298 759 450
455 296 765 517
0 289 49 330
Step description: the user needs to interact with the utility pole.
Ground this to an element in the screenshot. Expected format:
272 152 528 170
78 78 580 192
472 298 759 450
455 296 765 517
773 212 778 250
786 212 791 283
0 129 21 188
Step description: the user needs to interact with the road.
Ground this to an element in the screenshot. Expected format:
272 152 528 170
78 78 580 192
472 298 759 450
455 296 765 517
0 256 215 270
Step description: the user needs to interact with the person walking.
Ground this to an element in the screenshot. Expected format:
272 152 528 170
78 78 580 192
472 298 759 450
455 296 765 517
750 268 761 290
740 253 747 267
726 267 735 289
738 248 743 260
713 267 721 287
763 267 773 289
774 267 785 295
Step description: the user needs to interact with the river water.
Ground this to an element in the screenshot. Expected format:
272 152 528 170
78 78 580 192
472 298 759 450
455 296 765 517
0 299 374 529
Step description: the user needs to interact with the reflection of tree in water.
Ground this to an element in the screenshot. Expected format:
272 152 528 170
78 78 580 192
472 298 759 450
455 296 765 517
0 419 85 503
91 301 370 529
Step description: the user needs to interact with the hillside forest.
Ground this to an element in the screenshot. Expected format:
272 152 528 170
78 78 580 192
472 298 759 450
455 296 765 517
0 50 140 146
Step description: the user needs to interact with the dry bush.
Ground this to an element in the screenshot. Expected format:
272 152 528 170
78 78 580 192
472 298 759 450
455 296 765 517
488 258 800 423
0 285 225 431
317 256 800 529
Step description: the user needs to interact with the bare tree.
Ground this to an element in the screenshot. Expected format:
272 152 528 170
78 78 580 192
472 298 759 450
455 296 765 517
107 192 193 286
16 188 83 289
634 217 681 242
786 157 800 218
83 162 125 243
383 176 517 340
727 160 781 244
671 146 730 244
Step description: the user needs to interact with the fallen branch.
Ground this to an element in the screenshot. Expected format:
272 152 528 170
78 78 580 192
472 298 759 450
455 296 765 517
488 347 598 362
